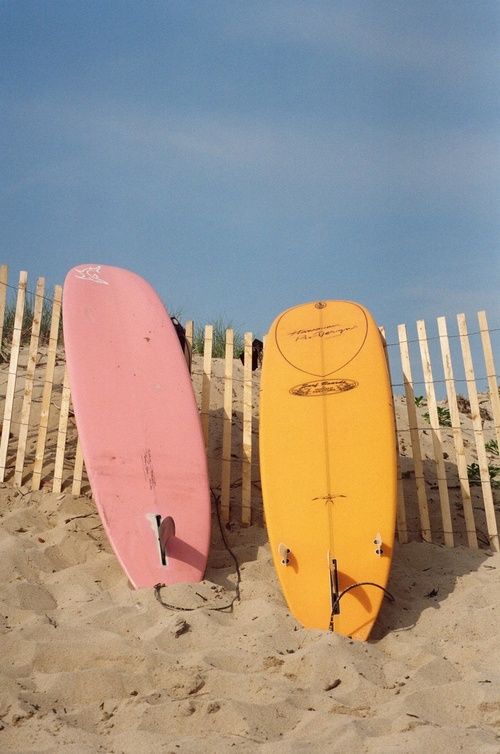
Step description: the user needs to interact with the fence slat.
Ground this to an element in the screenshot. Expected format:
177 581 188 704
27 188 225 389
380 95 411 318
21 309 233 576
201 324 213 449
52 366 72 494
478 310 500 450
381 325 408 543
457 313 499 552
396 467 407 543
0 265 9 351
398 323 431 542
14 277 46 486
31 284 62 491
72 436 84 497
417 320 454 547
437 316 477 548
241 332 253 525
220 328 234 523
0 271 28 482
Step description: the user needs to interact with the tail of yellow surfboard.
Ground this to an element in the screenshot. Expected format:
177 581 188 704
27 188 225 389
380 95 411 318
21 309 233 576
260 300 397 640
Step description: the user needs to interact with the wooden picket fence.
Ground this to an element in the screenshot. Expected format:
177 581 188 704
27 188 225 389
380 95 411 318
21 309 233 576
0 267 499 551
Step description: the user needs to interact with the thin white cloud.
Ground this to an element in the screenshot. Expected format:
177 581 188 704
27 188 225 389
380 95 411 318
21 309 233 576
3 96 498 223
224 1 500 79
12 99 497 198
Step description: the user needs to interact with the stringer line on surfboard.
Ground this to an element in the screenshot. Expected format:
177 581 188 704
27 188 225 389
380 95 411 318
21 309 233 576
317 302 340 631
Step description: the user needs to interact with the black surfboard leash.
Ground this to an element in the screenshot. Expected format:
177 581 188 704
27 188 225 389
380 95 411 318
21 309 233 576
331 581 395 617
153 488 241 614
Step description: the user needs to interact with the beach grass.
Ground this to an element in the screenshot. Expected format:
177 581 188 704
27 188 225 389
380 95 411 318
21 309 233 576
1 300 245 361
1 297 58 354
191 318 244 358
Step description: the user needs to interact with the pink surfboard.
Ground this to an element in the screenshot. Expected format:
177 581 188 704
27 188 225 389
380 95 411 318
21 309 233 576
63 264 210 588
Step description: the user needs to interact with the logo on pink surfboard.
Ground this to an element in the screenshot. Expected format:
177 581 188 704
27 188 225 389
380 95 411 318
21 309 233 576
74 265 109 285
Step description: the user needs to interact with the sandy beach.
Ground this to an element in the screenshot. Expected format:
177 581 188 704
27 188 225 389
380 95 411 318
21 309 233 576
1 484 500 753
1 355 500 752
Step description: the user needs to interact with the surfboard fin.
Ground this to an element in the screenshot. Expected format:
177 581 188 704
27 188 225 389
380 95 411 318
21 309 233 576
156 515 176 565
328 556 341 616
278 543 291 566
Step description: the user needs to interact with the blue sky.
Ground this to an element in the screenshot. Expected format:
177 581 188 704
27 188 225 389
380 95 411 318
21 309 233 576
1 0 499 375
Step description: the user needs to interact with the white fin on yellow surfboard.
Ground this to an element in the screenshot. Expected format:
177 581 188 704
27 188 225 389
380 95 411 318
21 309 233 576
373 533 383 557
278 543 291 566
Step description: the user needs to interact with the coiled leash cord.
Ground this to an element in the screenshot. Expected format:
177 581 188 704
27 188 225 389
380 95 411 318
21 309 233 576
153 489 241 613
331 582 395 616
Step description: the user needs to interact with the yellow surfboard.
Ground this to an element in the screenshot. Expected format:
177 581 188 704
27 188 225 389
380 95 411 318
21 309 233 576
260 300 397 640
